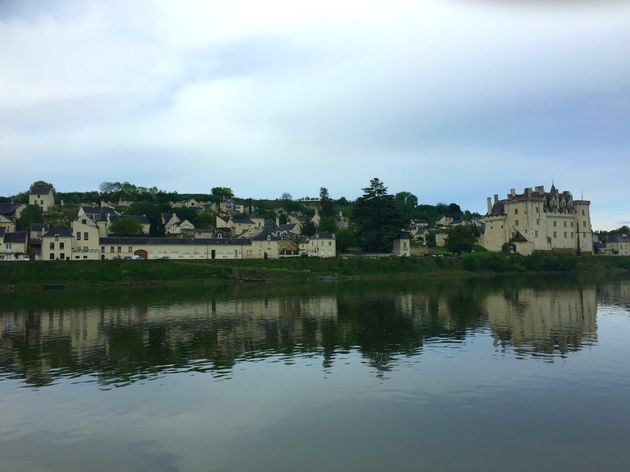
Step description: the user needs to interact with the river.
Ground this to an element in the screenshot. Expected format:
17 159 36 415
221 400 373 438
1 275 630 471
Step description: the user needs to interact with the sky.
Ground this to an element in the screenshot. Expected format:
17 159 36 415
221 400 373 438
0 0 629 229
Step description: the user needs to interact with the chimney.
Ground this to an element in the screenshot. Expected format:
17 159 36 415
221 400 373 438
487 197 492 214
535 185 544 194
494 194 499 204
510 188 516 197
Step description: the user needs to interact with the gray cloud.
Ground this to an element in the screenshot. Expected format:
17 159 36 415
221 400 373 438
0 0 628 229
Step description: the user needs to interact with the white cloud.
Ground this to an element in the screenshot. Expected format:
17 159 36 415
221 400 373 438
0 0 629 229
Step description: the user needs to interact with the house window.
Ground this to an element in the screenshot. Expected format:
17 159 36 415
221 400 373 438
553 221 557 227
50 254 54 260
564 232 567 238
564 221 567 228
514 208 518 215
117 246 121 253
84 232 89 240
571 232 574 238
582 210 585 216
515 220 519 226
60 253 65 260
60 242 65 250
55 235 59 241
50 242 55 250
110 246 114 253
553 231 557 238
570 222 574 228
77 232 81 240
82 219 87 224
128 246 133 252
234 249 238 257
101 246 105 253
535 230 539 238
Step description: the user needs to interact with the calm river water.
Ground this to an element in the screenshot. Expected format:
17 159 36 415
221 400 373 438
2 275 630 471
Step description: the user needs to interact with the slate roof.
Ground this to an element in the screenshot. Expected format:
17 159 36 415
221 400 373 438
0 202 25 217
607 234 630 243
29 185 52 195
80 206 119 222
43 228 73 238
510 230 528 243
3 231 28 243
100 237 252 246
109 214 150 225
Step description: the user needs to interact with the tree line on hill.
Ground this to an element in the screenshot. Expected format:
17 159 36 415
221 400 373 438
5 179 480 253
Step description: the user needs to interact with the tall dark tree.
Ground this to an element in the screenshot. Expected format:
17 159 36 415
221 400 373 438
302 221 317 236
211 187 234 202
394 191 418 221
17 205 43 231
109 217 143 237
319 187 335 217
445 225 477 254
352 178 407 253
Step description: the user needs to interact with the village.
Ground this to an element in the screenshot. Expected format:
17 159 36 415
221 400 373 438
0 181 627 262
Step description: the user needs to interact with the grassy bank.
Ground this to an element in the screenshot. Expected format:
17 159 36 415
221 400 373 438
1 254 629 289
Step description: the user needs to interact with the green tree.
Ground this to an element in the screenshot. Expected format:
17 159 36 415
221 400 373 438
302 221 317 236
319 187 335 217
445 225 477 254
109 217 143 236
318 216 337 233
394 191 418 221
352 178 406 253
211 187 234 202
335 229 357 253
124 202 167 236
17 205 43 231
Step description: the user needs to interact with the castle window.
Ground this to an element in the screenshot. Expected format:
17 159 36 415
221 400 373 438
564 232 567 238
553 221 557 227
553 231 557 238
571 222 574 227
582 210 585 216
571 232 574 238
515 220 519 226
564 221 567 228
514 208 518 215
535 230 539 238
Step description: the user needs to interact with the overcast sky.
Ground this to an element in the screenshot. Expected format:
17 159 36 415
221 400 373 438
1 0 629 229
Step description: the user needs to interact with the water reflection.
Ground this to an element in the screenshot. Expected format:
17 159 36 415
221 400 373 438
0 277 614 388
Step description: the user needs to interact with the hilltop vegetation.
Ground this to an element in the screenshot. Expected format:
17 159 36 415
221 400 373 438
6 178 480 253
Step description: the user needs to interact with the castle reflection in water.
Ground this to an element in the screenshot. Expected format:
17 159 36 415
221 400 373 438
1 279 625 388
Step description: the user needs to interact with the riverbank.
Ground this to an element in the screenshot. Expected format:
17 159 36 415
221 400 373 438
1 253 629 290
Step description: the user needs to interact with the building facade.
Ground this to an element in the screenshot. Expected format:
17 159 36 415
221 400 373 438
481 185 593 255
29 185 55 213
